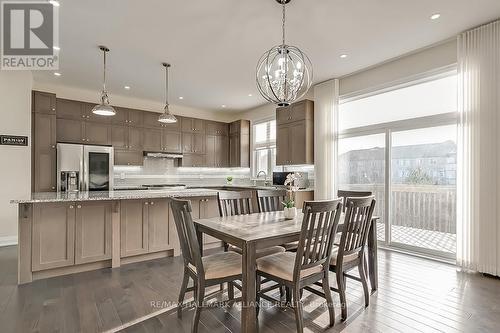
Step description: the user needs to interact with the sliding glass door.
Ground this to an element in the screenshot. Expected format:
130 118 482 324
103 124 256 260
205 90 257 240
338 71 458 258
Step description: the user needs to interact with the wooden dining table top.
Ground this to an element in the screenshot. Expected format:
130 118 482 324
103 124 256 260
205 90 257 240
193 211 379 243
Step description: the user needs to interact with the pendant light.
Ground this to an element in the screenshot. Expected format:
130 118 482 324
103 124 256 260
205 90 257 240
92 46 116 116
256 0 313 107
158 63 177 123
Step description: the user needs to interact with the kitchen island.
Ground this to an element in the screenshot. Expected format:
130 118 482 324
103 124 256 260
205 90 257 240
12 187 313 284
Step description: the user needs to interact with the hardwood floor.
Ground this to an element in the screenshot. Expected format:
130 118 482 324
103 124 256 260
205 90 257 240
0 245 499 332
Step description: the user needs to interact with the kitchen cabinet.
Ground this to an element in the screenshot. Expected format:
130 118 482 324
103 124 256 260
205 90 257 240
143 112 182 131
111 125 143 150
114 149 143 166
182 117 205 133
111 107 143 126
56 118 111 145
74 201 112 264
276 99 314 125
182 133 205 154
162 131 182 153
120 199 170 258
33 112 57 192
181 154 205 167
32 202 75 271
120 200 148 257
229 120 250 168
81 102 112 123
32 91 56 114
206 121 229 136
206 135 229 167
56 98 83 120
276 100 314 165
142 128 163 151
147 199 170 252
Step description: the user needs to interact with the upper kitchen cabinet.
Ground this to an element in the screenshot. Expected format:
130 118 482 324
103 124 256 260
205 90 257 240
276 100 314 165
57 118 111 145
32 91 56 114
182 117 205 133
32 112 57 192
111 107 143 127
143 112 182 130
81 102 112 123
276 99 314 125
182 133 205 154
229 120 250 168
111 125 143 150
206 121 229 136
56 98 84 120
206 135 229 168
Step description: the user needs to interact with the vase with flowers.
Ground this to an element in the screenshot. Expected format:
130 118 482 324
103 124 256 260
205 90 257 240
282 172 302 219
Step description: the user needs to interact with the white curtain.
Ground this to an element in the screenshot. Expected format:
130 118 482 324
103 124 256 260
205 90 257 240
313 79 339 200
457 20 500 276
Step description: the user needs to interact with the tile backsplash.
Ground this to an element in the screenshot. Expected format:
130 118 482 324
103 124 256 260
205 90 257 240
114 157 251 188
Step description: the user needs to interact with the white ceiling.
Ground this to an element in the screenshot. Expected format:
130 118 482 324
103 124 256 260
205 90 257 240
33 0 500 112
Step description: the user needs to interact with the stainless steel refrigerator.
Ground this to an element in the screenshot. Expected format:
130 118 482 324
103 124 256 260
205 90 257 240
56 143 114 192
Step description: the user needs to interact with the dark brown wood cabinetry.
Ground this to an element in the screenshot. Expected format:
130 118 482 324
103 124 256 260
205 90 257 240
32 91 249 190
276 100 314 165
229 120 250 168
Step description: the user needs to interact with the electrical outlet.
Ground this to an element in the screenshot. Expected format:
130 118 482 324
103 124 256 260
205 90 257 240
120 172 125 180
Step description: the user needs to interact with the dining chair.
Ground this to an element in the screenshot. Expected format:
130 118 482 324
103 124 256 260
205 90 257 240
337 190 372 212
328 196 375 321
218 190 285 258
256 189 287 212
171 198 242 333
256 189 301 252
256 199 343 332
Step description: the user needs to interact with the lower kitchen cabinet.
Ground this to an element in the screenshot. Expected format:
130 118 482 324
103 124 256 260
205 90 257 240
147 199 170 252
32 201 114 271
75 201 112 264
32 202 75 271
120 199 171 258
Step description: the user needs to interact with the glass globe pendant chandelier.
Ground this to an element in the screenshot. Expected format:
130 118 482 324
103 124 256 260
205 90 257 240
158 63 178 123
256 0 313 107
92 46 116 116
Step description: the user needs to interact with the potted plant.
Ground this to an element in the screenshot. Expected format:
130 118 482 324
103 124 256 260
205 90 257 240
282 172 302 219
226 176 233 185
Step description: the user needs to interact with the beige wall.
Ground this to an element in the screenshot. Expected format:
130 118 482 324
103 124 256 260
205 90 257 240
0 71 33 245
32 82 236 123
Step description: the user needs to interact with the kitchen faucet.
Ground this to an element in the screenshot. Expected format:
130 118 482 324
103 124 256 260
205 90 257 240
255 170 270 186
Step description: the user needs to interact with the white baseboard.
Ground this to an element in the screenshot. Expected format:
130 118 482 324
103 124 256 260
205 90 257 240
0 236 18 247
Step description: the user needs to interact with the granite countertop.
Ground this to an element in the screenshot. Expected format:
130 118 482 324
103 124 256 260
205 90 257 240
10 189 220 204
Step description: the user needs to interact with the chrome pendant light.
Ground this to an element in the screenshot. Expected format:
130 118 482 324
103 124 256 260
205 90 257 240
158 63 177 123
256 0 313 107
92 46 116 116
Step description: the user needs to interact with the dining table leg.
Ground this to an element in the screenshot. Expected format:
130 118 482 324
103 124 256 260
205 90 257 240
241 241 257 333
367 220 378 292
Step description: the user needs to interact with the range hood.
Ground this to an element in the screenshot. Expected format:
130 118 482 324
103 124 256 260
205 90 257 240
144 152 183 159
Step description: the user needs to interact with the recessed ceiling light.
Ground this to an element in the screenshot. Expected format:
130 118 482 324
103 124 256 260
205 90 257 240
53 46 60 51
340 54 348 59
179 96 184 100
49 0 60 7
124 85 131 90
221 105 226 108
248 94 253 97
54 72 61 76
430 13 441 20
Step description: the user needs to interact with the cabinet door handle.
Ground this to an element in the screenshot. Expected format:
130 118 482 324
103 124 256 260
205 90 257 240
51 186 56 190
145 202 149 205
51 145 55 149
82 115 86 119
77 205 81 209
69 205 74 209
51 108 56 111
150 201 154 205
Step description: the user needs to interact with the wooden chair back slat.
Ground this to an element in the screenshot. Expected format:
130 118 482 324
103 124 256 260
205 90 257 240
256 190 287 213
292 199 342 281
337 190 373 212
338 196 376 260
217 190 253 217
170 198 204 276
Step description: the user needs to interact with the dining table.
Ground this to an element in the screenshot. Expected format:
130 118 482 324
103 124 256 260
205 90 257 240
193 211 379 333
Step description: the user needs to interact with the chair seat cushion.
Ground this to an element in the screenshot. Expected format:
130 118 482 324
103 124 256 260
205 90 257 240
188 251 242 280
228 245 285 258
257 252 323 282
329 246 359 266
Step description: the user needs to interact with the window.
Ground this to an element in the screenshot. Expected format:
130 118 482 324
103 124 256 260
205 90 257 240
252 120 276 177
337 71 458 258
